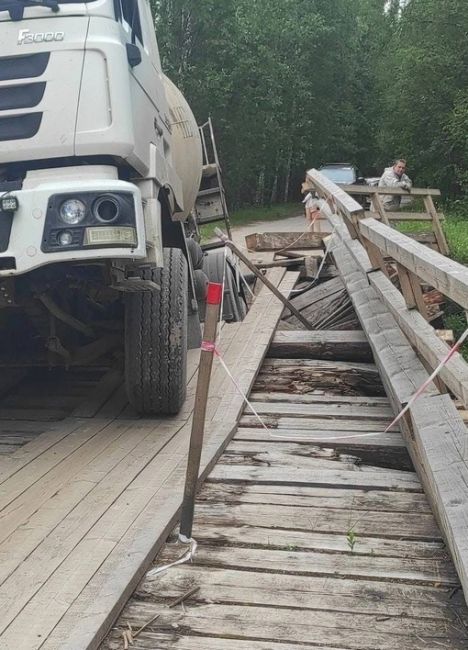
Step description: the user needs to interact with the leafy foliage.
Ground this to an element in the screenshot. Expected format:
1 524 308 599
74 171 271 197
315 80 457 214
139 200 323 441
151 0 468 206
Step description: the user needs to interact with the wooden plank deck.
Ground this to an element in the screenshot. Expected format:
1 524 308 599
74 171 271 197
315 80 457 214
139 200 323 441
2 232 468 649
101 325 468 650
0 269 296 650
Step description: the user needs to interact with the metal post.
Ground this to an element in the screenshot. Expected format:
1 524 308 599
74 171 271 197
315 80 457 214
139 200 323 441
214 228 314 331
179 282 223 540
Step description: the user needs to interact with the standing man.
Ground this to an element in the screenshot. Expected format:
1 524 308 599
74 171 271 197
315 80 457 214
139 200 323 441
378 159 412 211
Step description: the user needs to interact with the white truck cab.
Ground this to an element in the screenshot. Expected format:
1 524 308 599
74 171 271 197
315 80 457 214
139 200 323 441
0 0 226 414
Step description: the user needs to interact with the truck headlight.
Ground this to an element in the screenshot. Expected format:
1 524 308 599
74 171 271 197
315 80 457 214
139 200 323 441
59 199 86 225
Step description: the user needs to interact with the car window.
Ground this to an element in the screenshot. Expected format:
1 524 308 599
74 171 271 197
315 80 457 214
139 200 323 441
320 167 355 184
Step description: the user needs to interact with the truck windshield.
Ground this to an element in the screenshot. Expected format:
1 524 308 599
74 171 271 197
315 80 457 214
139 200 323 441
0 0 96 19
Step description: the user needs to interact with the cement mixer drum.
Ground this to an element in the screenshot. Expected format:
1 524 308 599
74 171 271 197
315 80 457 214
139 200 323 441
163 75 203 221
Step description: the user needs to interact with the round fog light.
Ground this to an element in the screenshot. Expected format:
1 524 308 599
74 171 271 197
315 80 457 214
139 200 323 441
93 196 120 223
58 230 73 246
60 199 86 225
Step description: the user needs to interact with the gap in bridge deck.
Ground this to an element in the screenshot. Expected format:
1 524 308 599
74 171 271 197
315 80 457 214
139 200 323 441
102 268 468 650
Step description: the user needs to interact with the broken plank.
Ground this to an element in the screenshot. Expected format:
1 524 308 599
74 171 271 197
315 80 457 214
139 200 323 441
268 330 372 362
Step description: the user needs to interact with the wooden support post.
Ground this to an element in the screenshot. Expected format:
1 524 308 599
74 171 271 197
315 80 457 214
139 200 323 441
215 229 314 331
360 237 390 278
396 262 429 321
371 193 390 226
179 283 222 540
423 195 449 256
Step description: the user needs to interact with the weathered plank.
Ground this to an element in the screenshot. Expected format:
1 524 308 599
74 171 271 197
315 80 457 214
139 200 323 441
116 599 467 648
235 426 405 448
198 483 432 514
207 464 422 492
239 415 397 432
245 401 393 420
268 330 373 361
255 358 384 396
342 184 441 197
250 392 390 406
192 501 440 540
288 276 344 311
6 272 297 650
359 216 468 309
369 271 468 407
106 634 353 650
245 231 325 251
137 565 465 620
332 217 468 605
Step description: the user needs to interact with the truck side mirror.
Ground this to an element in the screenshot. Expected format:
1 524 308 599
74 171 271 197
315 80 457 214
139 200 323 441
126 43 142 68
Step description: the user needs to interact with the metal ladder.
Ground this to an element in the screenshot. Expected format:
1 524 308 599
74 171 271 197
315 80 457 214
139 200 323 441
194 117 232 247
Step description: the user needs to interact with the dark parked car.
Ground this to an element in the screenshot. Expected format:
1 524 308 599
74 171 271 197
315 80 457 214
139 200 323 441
319 163 366 186
319 163 368 207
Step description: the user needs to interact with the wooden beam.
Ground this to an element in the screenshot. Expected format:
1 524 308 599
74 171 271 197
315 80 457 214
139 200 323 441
370 192 390 226
396 263 429 320
268 331 373 362
423 195 450 256
359 217 468 310
327 212 468 408
342 184 441 197
306 169 364 222
245 232 324 251
366 211 436 221
332 230 468 606
368 272 468 408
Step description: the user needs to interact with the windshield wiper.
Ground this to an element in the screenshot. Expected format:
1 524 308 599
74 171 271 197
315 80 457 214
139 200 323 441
0 0 59 21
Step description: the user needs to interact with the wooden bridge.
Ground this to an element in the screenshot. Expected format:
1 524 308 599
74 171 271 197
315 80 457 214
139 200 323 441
1 171 468 649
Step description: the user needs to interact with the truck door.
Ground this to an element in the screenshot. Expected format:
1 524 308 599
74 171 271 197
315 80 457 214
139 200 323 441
114 0 168 170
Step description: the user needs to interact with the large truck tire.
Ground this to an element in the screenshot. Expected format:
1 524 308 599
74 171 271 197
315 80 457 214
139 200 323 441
186 237 204 270
125 247 188 415
202 250 246 322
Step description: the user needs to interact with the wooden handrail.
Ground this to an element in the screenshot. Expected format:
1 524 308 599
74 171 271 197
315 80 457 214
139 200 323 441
359 217 468 310
341 184 441 197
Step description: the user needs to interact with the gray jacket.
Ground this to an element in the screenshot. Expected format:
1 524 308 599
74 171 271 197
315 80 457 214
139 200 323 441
378 167 412 210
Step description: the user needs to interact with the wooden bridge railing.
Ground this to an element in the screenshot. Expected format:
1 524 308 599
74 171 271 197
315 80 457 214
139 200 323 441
335 183 449 255
303 168 468 408
304 167 468 605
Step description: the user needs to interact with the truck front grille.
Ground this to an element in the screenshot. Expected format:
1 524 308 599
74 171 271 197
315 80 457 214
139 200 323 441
0 53 49 144
0 82 46 111
0 113 42 142
0 53 50 82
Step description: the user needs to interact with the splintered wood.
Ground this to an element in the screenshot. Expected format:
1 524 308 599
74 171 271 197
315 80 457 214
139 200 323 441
279 276 362 331
102 318 468 650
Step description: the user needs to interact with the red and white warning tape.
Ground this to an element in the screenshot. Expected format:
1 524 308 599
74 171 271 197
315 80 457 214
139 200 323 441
384 326 468 432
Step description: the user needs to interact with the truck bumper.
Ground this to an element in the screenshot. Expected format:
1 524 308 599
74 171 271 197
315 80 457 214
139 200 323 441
0 177 147 277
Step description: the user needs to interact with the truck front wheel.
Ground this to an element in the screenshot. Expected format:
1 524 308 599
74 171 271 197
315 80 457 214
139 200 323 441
125 247 188 415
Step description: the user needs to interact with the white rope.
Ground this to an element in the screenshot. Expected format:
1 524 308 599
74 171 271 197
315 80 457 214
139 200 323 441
147 537 198 579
